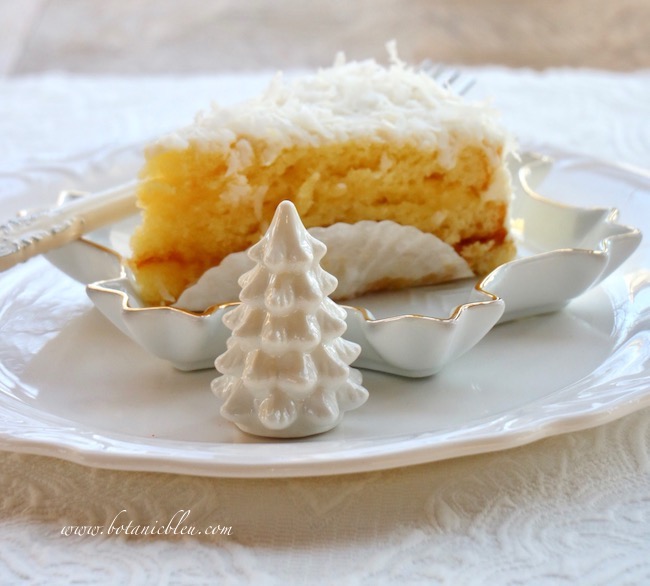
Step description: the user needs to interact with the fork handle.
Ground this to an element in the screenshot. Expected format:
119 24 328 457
0 180 138 272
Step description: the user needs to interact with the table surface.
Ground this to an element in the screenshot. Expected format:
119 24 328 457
2 0 650 75
1 20 650 585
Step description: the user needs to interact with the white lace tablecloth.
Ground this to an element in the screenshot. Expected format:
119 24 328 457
1 67 650 585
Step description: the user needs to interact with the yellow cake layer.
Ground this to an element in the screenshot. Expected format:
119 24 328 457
130 138 515 305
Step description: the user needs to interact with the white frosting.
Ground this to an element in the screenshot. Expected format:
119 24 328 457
174 220 473 311
151 45 509 173
212 201 368 438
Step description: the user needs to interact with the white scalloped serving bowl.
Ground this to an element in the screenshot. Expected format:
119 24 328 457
81 270 503 377
45 151 641 377
480 152 642 322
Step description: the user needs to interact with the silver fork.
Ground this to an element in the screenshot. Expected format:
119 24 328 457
418 59 476 96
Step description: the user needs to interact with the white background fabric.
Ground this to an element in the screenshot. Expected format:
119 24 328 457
0 67 649 585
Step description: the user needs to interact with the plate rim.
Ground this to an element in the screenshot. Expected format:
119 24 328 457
1 355 650 478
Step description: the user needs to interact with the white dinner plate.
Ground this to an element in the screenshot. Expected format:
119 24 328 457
0 147 649 477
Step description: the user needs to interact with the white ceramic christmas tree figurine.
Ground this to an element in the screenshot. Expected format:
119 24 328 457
211 201 368 438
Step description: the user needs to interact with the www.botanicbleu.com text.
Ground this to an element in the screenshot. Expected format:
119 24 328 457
60 510 233 537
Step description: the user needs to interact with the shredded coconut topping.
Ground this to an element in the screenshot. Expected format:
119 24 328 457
152 46 507 164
